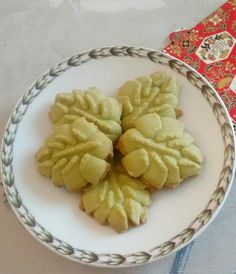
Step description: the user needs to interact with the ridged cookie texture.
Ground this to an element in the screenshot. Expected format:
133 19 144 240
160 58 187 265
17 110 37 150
81 162 151 233
49 87 122 142
35 117 113 191
117 71 181 131
117 113 203 189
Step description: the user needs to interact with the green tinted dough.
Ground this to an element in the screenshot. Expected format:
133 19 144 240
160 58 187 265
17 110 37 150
49 87 122 142
117 113 203 189
117 71 181 131
35 117 113 191
35 72 204 233
81 162 151 233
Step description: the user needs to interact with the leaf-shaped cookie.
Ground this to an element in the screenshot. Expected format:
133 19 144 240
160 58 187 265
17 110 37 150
117 113 203 189
117 71 181 131
81 161 151 233
49 87 122 142
35 117 113 191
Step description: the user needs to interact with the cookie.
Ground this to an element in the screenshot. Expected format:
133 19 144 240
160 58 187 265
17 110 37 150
81 161 151 233
35 117 113 191
49 87 122 142
117 71 181 131
117 113 203 189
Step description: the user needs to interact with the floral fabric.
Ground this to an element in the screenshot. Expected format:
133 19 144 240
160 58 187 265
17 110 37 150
163 0 236 125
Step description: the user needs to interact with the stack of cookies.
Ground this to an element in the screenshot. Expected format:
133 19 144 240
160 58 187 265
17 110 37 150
35 71 203 233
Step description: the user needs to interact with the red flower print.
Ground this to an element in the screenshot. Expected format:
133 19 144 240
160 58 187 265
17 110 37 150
208 54 216 61
227 40 234 47
207 38 216 45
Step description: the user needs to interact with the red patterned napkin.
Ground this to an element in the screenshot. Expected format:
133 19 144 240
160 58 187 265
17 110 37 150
162 0 236 126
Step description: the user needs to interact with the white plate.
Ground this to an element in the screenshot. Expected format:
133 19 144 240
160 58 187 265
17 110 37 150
1 46 235 267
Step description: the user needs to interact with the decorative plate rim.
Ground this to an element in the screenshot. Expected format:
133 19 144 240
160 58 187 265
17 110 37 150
1 46 235 268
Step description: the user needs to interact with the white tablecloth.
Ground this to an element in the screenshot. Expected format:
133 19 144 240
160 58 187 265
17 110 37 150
1 1 235 273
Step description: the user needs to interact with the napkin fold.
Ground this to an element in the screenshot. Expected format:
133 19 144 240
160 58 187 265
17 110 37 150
162 0 236 127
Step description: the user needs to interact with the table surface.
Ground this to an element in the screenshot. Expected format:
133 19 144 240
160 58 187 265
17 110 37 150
1 1 236 273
